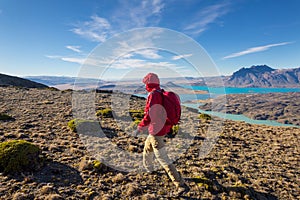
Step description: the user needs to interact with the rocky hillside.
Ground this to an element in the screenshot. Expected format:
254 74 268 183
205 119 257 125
0 73 48 88
0 87 299 199
225 65 300 87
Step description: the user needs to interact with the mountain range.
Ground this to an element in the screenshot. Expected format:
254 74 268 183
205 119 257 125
1 65 299 89
225 65 300 87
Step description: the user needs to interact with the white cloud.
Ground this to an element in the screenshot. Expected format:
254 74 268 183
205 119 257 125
135 49 161 59
71 0 164 43
61 57 85 64
85 55 176 70
71 15 112 42
172 54 193 60
133 0 164 25
110 29 164 60
66 45 81 53
45 55 60 59
111 58 147 69
184 2 231 35
223 42 293 59
45 55 85 65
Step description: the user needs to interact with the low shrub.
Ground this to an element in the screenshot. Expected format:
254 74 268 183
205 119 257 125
129 110 144 120
0 140 42 174
126 119 141 132
0 113 14 121
61 89 73 93
68 119 100 133
46 87 60 91
96 108 113 118
92 160 108 173
199 113 212 121
192 176 214 191
166 124 180 138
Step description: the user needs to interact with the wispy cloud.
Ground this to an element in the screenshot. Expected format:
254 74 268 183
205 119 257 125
116 0 164 28
115 40 162 60
135 49 162 59
45 55 85 65
172 54 192 60
78 55 175 70
71 0 164 43
110 58 175 70
184 2 231 35
223 42 293 59
66 45 82 53
71 15 112 42
45 55 60 59
111 29 165 60
61 57 85 64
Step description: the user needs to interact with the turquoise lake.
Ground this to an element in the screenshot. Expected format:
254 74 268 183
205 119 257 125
182 103 298 128
134 86 300 127
185 85 300 94
180 86 300 101
179 86 300 127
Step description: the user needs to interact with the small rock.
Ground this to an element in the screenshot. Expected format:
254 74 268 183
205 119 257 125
40 185 55 195
112 173 125 183
125 183 140 196
44 194 64 200
78 157 93 171
12 192 32 200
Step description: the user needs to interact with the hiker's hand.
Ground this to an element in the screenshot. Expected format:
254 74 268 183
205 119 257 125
132 129 140 137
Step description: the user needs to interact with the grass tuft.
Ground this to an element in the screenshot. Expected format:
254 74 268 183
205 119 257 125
68 119 100 133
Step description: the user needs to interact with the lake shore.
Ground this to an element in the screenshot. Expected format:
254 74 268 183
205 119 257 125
199 92 300 126
0 87 299 199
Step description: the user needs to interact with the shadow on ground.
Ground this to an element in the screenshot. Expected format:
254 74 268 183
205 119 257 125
5 160 83 187
32 160 83 186
184 168 278 200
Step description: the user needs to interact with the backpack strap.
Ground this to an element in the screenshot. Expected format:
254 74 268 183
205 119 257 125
151 88 164 104
153 89 173 125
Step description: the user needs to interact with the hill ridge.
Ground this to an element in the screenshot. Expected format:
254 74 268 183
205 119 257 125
0 73 48 88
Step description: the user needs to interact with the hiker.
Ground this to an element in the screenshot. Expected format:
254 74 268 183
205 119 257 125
132 72 188 195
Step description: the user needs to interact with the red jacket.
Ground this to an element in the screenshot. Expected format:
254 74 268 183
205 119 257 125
138 86 172 136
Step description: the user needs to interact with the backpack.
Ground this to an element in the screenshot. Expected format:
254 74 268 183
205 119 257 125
159 89 181 126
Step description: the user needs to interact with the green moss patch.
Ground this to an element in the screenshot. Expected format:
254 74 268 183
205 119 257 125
129 109 144 120
90 160 108 173
192 176 214 191
96 108 113 118
68 119 100 133
199 113 212 121
0 140 42 174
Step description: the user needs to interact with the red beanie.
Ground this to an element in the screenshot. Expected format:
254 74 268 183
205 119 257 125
142 73 160 85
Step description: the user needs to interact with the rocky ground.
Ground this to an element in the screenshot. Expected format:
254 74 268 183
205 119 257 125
199 92 300 126
0 87 299 199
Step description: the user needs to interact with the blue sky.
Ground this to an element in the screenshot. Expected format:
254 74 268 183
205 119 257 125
0 0 300 79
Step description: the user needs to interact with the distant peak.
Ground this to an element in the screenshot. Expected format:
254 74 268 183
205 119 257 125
249 65 275 72
227 65 300 87
233 65 275 76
